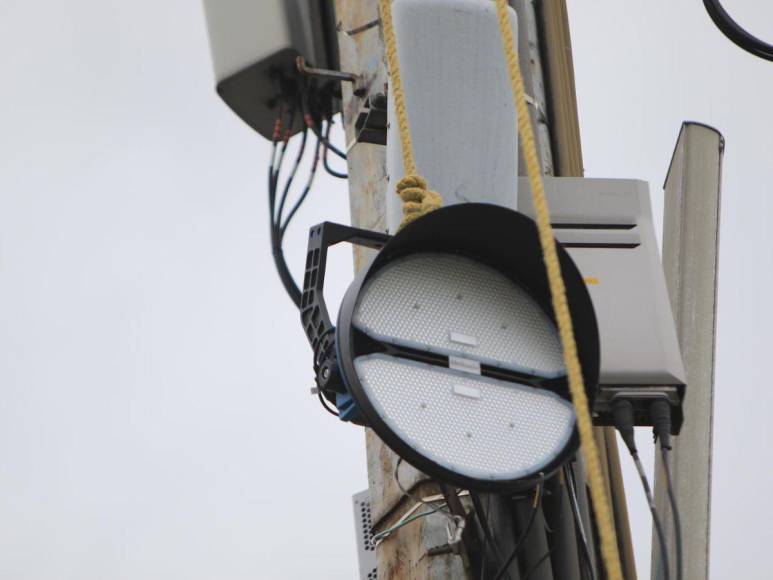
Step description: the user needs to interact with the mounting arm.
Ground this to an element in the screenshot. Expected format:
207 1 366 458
300 222 390 395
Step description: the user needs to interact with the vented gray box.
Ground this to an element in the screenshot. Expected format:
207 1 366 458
352 490 378 580
518 177 686 390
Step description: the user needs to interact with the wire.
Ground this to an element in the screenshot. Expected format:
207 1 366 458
267 107 304 307
492 482 543 580
491 2 625 576
661 448 683 580
280 136 323 234
564 465 596 580
394 458 453 522
390 458 466 550
317 390 339 417
322 120 349 179
613 399 671 580
275 127 309 226
470 492 512 580
632 452 671 580
650 399 682 580
309 118 347 160
522 549 554 580
266 103 326 309
371 502 446 545
476 493 490 580
704 0 773 62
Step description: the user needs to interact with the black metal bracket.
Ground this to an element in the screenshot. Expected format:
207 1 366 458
300 222 391 391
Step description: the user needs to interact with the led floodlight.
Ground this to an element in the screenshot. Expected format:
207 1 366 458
301 204 599 491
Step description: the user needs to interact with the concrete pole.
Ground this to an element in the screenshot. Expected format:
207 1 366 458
335 2 465 577
653 122 724 580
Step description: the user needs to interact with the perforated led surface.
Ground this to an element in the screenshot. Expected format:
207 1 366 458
353 253 565 377
354 354 575 480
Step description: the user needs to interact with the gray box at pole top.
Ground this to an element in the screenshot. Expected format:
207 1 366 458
201 0 338 139
517 177 686 391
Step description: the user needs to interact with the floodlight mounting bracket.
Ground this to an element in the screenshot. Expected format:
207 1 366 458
301 222 391 395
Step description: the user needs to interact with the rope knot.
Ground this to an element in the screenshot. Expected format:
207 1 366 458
395 175 443 229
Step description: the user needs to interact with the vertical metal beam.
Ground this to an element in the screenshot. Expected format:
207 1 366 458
653 122 724 580
537 0 583 177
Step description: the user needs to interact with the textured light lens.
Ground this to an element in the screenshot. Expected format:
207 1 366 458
353 253 565 377
354 354 575 480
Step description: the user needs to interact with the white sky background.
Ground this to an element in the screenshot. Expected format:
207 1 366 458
0 1 771 579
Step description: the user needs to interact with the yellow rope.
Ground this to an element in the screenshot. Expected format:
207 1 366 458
379 0 443 230
493 2 624 579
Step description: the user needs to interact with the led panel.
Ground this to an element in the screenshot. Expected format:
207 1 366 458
353 253 565 377
354 354 575 481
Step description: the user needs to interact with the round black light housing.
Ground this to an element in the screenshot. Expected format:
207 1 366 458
301 203 599 491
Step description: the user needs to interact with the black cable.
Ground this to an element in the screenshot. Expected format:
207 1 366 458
661 448 683 580
308 116 347 160
470 492 511 580
613 399 671 580
651 399 683 580
265 102 326 309
269 231 302 307
632 452 671 580
280 135 323 234
704 0 773 62
476 493 490 580
267 108 303 308
492 483 542 580
275 126 309 226
270 106 295 192
322 120 349 179
522 549 554 580
317 390 339 417
564 465 596 580
264 105 341 418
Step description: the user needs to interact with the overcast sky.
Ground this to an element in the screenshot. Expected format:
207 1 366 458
1 1 771 579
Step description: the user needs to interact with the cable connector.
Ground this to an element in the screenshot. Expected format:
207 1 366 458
611 397 636 455
650 399 673 450
272 118 283 141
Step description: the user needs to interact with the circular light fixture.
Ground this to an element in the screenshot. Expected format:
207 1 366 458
301 203 599 491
